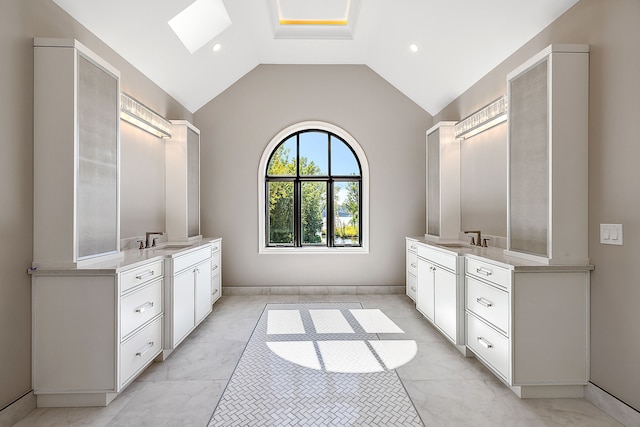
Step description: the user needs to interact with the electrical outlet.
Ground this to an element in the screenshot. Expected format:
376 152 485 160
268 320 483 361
600 224 623 245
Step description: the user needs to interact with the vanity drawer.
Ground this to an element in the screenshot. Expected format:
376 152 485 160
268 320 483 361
466 313 509 380
406 251 418 276
121 279 163 338
211 251 221 277
406 272 417 301
406 239 418 253
417 244 457 271
211 240 221 253
466 276 509 334
121 260 164 294
120 315 162 387
173 246 210 273
466 257 510 289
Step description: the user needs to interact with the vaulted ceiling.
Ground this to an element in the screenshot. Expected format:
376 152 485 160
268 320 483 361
52 0 580 115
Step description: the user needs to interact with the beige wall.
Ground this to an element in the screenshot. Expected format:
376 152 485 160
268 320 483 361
0 0 191 409
434 0 640 412
195 64 432 288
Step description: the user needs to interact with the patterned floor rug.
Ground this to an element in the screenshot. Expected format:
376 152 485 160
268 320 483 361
208 302 424 426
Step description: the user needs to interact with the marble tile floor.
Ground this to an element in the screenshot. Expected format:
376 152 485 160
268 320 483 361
15 294 623 427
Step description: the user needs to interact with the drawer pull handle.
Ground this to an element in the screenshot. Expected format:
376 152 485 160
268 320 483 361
135 270 154 280
135 301 154 314
136 342 155 357
410 263 417 268
476 267 492 276
411 286 416 292
476 297 493 308
212 265 219 270
212 289 218 294
212 246 219 251
477 337 493 349
410 245 417 251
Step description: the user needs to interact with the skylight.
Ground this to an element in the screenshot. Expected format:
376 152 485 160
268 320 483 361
267 0 361 39
168 0 231 54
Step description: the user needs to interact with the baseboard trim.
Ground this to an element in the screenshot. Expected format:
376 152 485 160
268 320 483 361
0 391 35 427
585 382 640 426
222 285 405 296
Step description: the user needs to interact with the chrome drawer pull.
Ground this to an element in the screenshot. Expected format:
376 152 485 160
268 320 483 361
135 270 154 280
477 337 493 349
212 289 218 294
135 341 154 357
411 286 416 292
135 301 154 314
410 245 417 251
410 263 417 268
212 246 219 251
476 267 492 276
212 265 219 270
476 297 493 308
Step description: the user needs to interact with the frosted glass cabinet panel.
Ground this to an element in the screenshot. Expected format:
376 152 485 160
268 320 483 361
506 44 589 265
77 55 119 258
166 120 202 242
426 130 440 236
187 127 200 238
508 60 549 256
33 38 120 268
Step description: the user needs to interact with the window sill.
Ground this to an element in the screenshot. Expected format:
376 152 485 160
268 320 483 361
259 246 368 255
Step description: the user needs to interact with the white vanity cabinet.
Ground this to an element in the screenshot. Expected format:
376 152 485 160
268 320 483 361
33 38 121 268
211 239 223 304
163 245 212 357
166 120 202 242
31 258 164 407
405 238 418 301
415 242 465 352
506 44 589 265
425 122 460 242
464 255 591 398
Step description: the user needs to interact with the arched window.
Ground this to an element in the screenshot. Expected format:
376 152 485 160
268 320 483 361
259 122 369 253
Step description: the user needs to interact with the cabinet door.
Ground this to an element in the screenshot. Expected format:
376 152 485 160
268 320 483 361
416 259 435 321
77 53 119 259
194 260 212 325
173 270 195 347
434 268 457 342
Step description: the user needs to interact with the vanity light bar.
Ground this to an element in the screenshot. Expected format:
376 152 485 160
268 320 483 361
454 96 507 140
120 93 172 138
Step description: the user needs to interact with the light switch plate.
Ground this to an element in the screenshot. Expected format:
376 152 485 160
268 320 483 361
600 224 623 245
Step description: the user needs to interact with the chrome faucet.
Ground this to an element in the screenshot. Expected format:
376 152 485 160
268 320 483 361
145 231 164 248
464 230 482 247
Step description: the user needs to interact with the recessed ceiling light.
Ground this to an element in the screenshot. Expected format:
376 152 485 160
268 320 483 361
168 0 231 54
409 43 419 53
212 43 222 52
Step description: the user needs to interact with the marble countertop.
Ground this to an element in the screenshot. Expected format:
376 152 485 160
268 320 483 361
29 237 221 275
407 236 594 272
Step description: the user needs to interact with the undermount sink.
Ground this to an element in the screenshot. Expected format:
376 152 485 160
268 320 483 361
437 243 471 249
159 244 192 250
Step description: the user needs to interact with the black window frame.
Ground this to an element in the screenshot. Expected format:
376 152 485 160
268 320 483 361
265 129 363 248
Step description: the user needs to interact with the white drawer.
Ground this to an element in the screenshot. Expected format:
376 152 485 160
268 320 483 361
173 246 211 273
121 279 163 339
121 260 164 294
406 239 418 253
466 276 509 335
120 316 162 387
417 243 457 272
211 240 222 253
406 251 418 276
212 274 221 303
406 272 417 301
211 251 221 276
466 313 509 380
466 257 510 289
